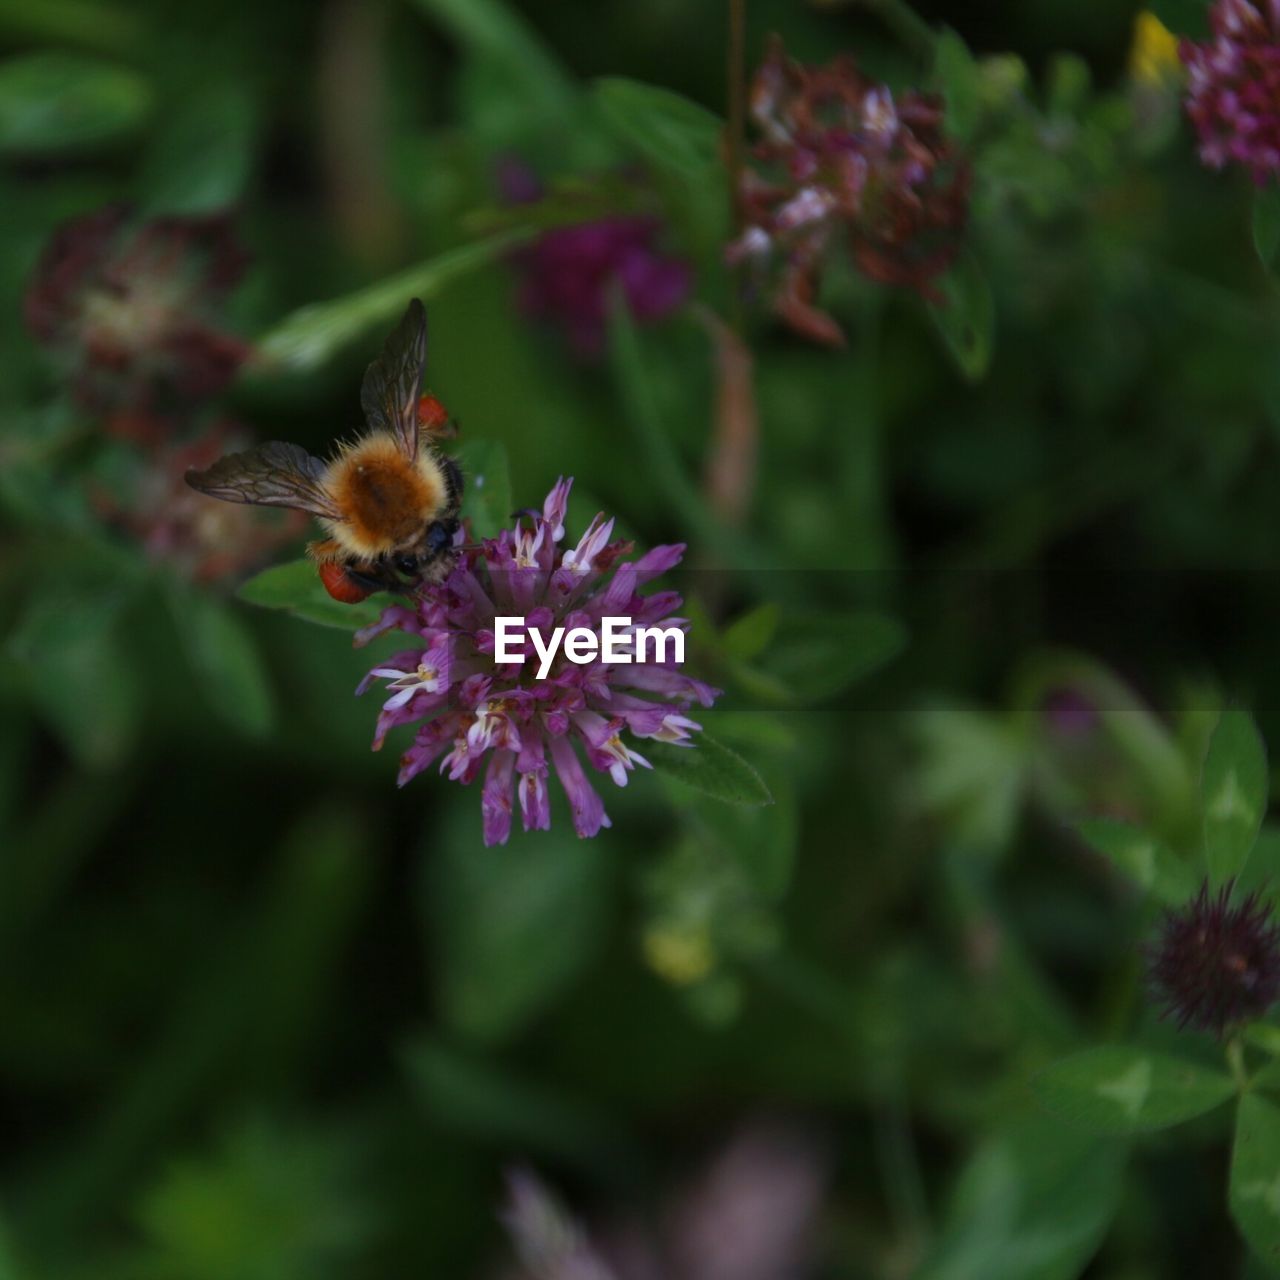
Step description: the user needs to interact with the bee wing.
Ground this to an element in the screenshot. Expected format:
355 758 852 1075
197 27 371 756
360 298 427 462
185 441 342 520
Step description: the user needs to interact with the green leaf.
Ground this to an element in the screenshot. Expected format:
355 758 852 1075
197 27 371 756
6 584 141 769
1046 53 1092 117
1254 1061 1280 1099
1076 817 1198 906
1256 187 1280 274
168 586 275 737
1247 1024 1280 1059
593 77 721 181
913 708 1027 856
592 77 727 256
254 231 531 373
648 733 773 807
1232 1093 1280 1270
455 439 511 540
755 611 905 705
408 0 575 124
1203 709 1269 886
426 811 610 1043
1033 1047 1236 1135
1239 826 1280 905
928 250 995 382
12 807 370 1240
606 294 732 559
139 83 255 215
402 1038 630 1171
135 1120 371 1278
915 1114 1124 1280
697 775 797 900
0 0 140 54
237 559 385 630
1150 0 1209 38
933 29 981 142
0 52 149 155
721 603 780 661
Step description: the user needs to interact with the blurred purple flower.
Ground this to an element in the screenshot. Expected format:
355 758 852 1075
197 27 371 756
501 1170 619 1280
499 160 692 357
727 36 969 346
1041 687 1099 738
517 218 692 357
356 476 718 845
498 1125 826 1280
1182 0 1280 183
1148 879 1280 1034
95 421 306 583
24 203 250 413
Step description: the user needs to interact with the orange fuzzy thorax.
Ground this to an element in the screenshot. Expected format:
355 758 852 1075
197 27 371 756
321 433 446 558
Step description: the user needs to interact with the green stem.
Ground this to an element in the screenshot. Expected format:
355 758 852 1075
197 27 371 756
873 1081 932 1251
0 0 139 54
1228 1036 1249 1091
727 0 747 235
841 294 894 577
751 951 932 1247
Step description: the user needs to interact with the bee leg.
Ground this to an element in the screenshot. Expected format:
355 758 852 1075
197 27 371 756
345 565 398 595
352 560 421 596
442 457 464 511
306 538 345 564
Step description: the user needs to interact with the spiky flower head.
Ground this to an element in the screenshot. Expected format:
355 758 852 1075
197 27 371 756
1181 0 1280 183
24 203 249 413
356 477 719 846
1148 879 1280 1034
727 35 970 346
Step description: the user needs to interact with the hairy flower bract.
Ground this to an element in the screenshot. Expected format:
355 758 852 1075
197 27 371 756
356 477 719 845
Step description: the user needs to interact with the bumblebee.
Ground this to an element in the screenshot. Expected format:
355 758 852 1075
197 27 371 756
186 299 462 601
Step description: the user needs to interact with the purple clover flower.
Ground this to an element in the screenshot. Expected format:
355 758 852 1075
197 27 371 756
499 158 692 357
1148 879 1280 1035
1182 0 1280 183
355 477 719 845
516 217 692 357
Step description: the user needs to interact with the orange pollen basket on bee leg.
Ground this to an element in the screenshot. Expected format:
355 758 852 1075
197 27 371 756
317 561 374 603
417 393 454 436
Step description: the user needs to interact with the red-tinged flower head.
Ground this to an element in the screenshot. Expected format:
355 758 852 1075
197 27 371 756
356 477 719 846
727 36 970 345
1181 0 1280 183
96 422 306 583
24 203 250 413
1148 879 1280 1034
